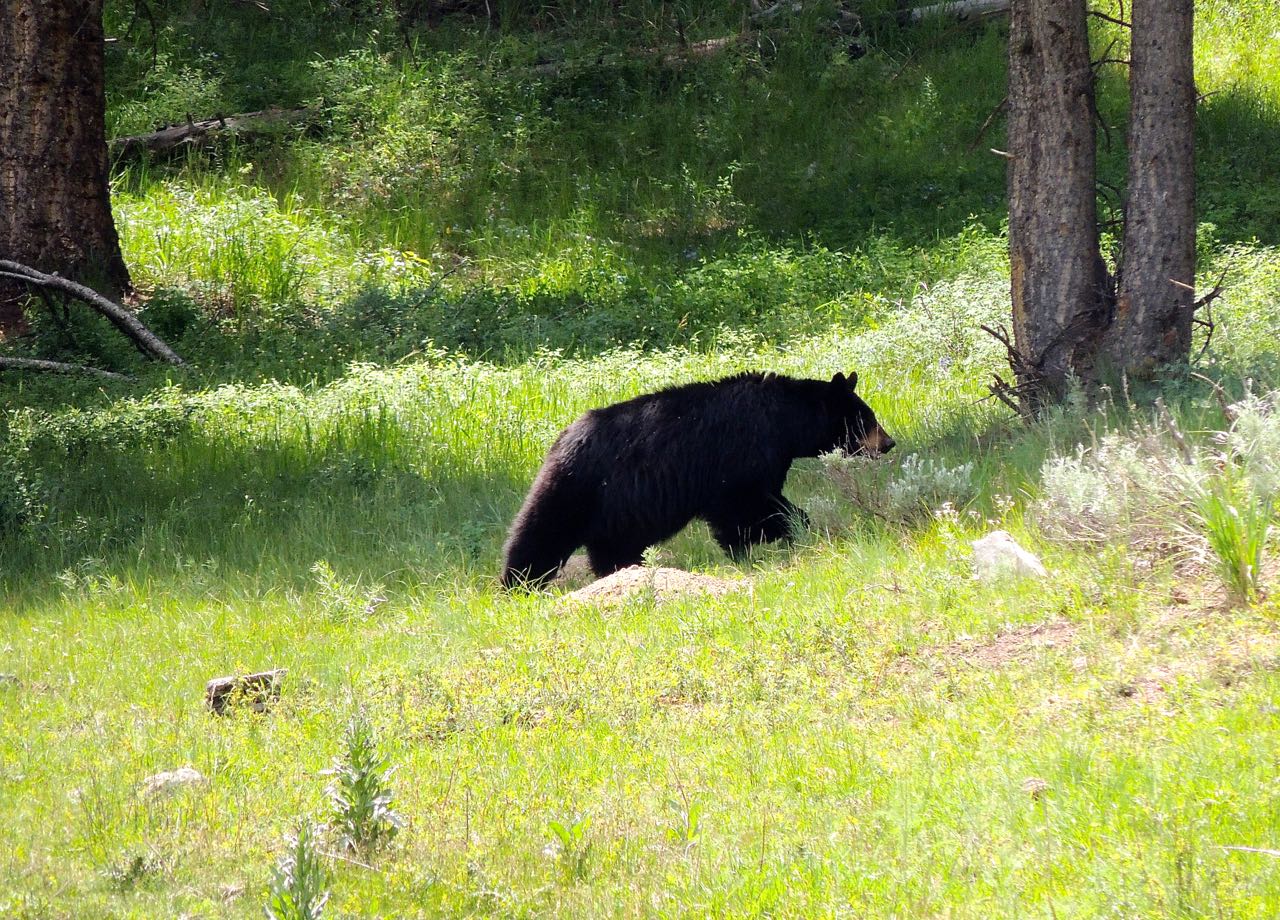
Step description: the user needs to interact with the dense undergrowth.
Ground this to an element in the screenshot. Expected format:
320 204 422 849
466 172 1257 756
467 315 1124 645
3 1 1280 917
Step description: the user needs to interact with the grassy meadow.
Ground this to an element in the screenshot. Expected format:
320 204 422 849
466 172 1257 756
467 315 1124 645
4 0 1280 916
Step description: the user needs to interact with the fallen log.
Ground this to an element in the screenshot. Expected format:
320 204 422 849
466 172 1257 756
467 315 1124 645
0 260 185 365
0 356 131 381
531 34 755 77
906 0 1010 21
110 107 311 159
206 669 287 715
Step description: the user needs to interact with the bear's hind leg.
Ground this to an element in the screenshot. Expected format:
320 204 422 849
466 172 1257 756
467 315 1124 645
500 489 587 589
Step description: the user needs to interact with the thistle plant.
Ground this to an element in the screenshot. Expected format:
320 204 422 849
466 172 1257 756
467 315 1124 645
265 821 330 920
323 712 404 853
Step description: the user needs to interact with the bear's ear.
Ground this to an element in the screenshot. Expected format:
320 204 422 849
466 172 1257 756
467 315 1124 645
830 372 846 388
847 371 858 391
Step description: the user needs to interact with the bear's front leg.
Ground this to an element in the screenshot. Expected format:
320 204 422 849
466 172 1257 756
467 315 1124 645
586 541 649 577
706 493 805 559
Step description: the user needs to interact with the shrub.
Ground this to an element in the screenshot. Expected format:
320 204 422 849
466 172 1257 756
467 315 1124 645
820 450 977 524
1035 392 1279 602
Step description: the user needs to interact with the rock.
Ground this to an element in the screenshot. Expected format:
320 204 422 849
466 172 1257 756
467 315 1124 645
141 766 206 799
205 668 286 715
1021 777 1051 800
971 530 1048 581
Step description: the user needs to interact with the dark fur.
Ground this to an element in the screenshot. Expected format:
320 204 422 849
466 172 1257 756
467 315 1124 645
500 371 893 588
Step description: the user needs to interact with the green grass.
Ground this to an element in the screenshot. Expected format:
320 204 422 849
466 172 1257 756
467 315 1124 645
3 0 1280 915
4 290 1280 916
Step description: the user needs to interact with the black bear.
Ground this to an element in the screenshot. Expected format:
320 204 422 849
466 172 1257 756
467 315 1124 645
500 370 894 588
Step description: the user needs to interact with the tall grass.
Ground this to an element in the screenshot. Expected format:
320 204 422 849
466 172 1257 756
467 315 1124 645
1191 469 1273 604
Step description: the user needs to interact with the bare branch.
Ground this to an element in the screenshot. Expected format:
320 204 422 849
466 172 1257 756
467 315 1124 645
1190 371 1237 423
1155 397 1195 464
967 96 1008 152
1089 10 1131 29
1220 845 1280 858
0 261 184 365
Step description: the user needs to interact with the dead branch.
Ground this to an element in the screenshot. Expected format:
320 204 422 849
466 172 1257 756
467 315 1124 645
1220 845 1280 858
1191 264 1230 312
980 324 1039 418
1155 397 1195 464
986 374 1026 416
110 108 311 159
1089 10 1131 29
1175 265 1230 362
1190 371 1236 424
532 33 756 77
967 96 1008 152
0 261 184 365
0 356 131 381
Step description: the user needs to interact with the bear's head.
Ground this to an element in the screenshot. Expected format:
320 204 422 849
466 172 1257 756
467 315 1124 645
826 372 895 457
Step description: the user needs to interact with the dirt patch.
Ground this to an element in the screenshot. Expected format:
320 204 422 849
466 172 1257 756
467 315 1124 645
906 620 1078 673
563 566 743 607
1117 632 1280 704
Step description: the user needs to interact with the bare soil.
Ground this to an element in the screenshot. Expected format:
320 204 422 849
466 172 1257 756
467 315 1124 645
563 566 743 607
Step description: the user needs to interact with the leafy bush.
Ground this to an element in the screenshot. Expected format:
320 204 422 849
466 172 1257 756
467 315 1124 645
1036 391 1280 602
309 560 387 623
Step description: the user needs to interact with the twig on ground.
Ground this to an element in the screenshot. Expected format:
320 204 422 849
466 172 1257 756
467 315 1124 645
1155 397 1195 464
1220 845 1280 858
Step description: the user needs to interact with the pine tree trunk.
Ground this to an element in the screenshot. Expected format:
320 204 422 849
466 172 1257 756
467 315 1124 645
1006 0 1110 410
0 0 130 339
1107 0 1196 377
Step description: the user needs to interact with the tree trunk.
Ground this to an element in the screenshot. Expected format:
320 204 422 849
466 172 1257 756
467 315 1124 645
0 0 130 339
1106 0 1196 377
1006 0 1110 410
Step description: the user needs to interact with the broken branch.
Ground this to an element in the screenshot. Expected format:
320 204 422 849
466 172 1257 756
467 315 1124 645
0 261 184 365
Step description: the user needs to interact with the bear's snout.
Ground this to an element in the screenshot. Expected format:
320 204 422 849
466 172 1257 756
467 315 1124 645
859 426 895 456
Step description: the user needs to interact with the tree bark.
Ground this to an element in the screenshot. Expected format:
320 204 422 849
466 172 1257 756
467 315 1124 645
1106 0 1196 377
1006 0 1110 410
0 0 130 339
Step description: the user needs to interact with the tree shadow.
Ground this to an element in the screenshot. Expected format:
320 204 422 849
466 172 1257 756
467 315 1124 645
0 404 531 610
